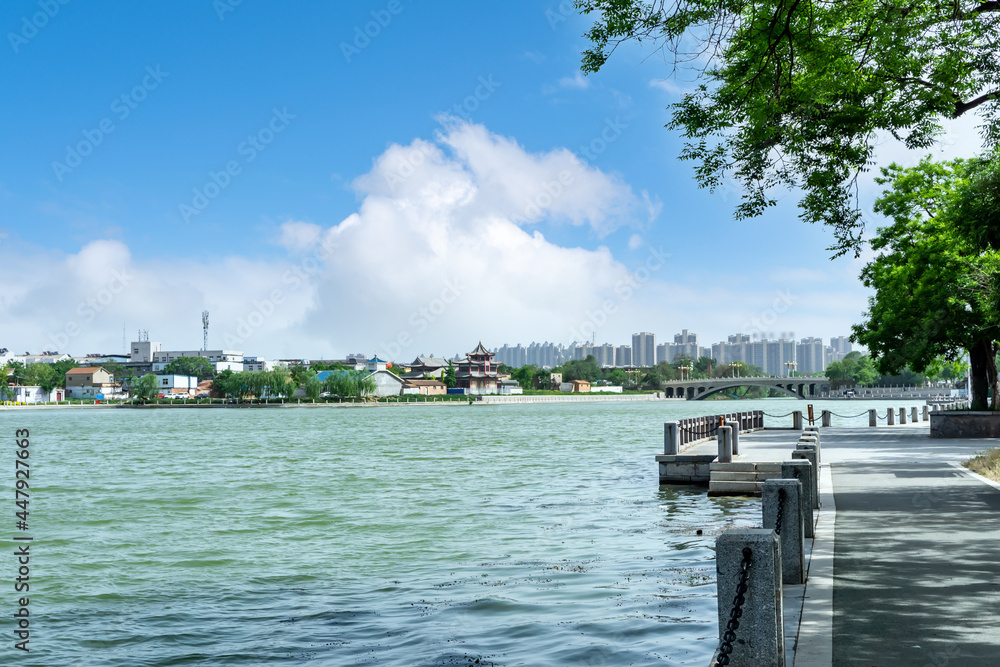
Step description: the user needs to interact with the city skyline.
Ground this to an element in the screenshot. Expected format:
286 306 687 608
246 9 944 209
0 4 981 361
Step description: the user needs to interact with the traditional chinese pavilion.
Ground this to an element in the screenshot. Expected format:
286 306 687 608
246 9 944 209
455 342 499 394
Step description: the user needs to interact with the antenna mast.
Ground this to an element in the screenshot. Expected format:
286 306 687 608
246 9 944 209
202 311 210 351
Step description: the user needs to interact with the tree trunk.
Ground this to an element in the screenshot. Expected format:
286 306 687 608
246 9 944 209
968 339 996 410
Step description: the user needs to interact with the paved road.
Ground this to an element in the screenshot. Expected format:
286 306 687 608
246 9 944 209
821 427 1000 666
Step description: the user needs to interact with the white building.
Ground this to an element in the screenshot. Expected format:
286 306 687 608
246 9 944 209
242 357 284 372
154 375 199 397
7 386 65 403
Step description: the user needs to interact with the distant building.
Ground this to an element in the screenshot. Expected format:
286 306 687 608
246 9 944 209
455 342 499 395
632 332 656 368
154 375 199 397
796 337 826 374
615 345 632 367
65 366 120 398
403 379 447 395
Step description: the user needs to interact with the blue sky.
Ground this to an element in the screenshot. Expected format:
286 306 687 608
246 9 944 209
0 1 981 360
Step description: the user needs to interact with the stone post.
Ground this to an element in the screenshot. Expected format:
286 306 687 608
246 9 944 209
911 407 919 423
792 411 803 430
762 479 805 584
791 449 819 509
922 405 929 421
717 425 733 463
798 438 820 464
725 420 740 456
887 408 895 425
898 407 907 424
868 409 877 427
782 460 814 539
715 529 784 667
821 410 832 427
664 421 680 455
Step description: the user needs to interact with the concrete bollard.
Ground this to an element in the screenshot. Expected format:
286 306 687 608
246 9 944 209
715 529 784 667
791 448 819 509
898 407 907 424
718 425 733 463
868 408 878 427
911 407 919 423
821 410 832 427
922 405 929 421
792 411 803 430
887 408 895 425
782 460 814 538
725 420 741 456
795 442 823 464
664 421 680 455
762 479 805 584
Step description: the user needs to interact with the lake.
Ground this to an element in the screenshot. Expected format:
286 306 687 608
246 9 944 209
3 398 928 665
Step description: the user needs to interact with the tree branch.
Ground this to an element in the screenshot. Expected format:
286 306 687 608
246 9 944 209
955 89 1000 117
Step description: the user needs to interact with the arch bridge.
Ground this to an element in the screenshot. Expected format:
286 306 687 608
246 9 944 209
662 376 831 400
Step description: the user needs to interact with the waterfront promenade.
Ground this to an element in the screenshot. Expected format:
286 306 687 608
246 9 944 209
729 425 1000 665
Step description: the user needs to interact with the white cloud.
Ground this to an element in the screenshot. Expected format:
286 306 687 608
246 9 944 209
649 77 690 97
542 72 592 95
0 120 868 361
628 234 644 250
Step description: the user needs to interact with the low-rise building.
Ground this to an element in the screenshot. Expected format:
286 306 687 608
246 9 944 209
403 379 447 395
65 366 120 398
154 375 199 397
559 380 591 393
6 386 65 404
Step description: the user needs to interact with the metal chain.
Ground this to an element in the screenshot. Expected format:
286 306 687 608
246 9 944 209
774 488 785 537
717 546 753 666
828 411 869 419
762 411 795 418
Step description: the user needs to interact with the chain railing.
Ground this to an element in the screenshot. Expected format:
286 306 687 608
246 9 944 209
717 546 753 666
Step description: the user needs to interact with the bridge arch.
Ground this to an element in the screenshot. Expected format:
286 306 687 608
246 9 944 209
690 381 801 400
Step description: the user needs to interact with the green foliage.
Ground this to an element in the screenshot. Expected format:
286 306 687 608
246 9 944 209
443 362 456 389
562 355 602 383
211 369 293 400
824 352 879 388
853 155 1000 408
322 370 376 398
577 0 1000 256
162 356 216 380
133 373 159 401
304 372 323 400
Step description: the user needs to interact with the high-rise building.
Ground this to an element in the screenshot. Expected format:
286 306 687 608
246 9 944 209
830 336 853 357
616 345 632 367
796 337 826 374
632 332 656 368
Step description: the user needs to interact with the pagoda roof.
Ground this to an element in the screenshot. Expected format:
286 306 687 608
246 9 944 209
467 341 492 357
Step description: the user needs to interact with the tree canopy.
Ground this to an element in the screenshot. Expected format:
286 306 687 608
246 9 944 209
577 0 1000 255
852 154 1000 408
162 356 216 380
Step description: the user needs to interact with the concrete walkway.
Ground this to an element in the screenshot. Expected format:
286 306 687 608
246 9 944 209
795 426 1000 666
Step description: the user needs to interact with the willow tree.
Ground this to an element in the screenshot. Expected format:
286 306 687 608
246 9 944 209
853 155 1000 409
577 0 1000 255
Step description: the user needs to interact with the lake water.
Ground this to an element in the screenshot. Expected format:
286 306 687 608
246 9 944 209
3 398 929 665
